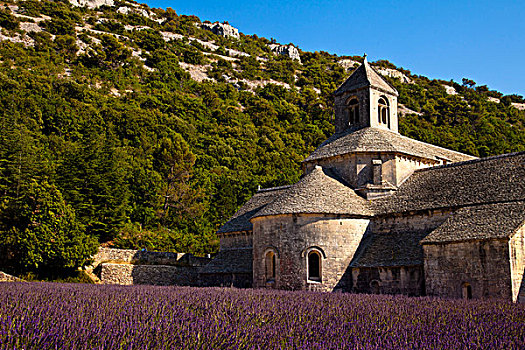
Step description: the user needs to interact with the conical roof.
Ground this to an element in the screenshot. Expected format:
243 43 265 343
252 166 373 218
334 57 398 96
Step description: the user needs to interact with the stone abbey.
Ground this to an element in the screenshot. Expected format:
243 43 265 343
202 57 525 302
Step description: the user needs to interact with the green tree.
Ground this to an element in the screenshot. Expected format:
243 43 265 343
0 181 97 274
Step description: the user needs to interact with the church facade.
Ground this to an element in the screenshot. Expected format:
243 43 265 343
201 58 525 302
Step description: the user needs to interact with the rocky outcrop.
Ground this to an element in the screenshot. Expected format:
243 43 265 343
201 22 240 39
487 96 501 103
69 0 114 8
511 102 525 110
442 84 458 95
338 59 359 71
375 67 412 84
269 44 301 61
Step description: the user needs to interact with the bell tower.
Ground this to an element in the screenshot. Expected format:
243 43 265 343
333 55 399 134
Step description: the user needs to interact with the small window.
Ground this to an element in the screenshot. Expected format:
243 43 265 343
378 97 389 127
265 251 276 281
346 98 359 127
308 251 321 281
462 282 472 299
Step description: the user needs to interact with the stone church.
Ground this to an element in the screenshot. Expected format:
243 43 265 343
200 58 525 302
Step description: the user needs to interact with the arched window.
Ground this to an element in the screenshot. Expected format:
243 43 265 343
346 97 359 127
307 251 321 281
378 97 389 127
265 251 276 281
462 282 472 299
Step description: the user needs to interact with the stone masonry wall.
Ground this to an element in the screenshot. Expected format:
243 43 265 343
352 266 424 296
0 271 22 282
219 232 252 250
423 239 512 300
93 247 210 267
252 214 370 292
334 89 370 133
509 223 525 303
100 263 200 286
351 210 450 296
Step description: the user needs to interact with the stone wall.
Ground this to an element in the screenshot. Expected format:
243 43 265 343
509 224 525 303
352 266 424 296
219 232 252 250
200 273 252 289
252 214 370 291
334 89 370 133
304 152 438 192
0 271 22 282
99 263 200 286
350 210 450 296
93 247 210 267
423 239 512 300
92 248 211 286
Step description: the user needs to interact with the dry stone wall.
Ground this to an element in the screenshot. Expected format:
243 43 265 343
93 247 209 267
100 263 200 286
0 271 22 282
92 248 210 286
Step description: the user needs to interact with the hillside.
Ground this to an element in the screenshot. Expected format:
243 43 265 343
0 0 524 272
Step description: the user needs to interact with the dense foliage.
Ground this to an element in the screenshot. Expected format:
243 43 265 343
0 0 523 275
1 283 524 349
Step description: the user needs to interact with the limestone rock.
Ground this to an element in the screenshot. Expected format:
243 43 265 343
511 102 525 110
338 59 358 71
269 44 301 61
487 96 500 103
442 84 458 95
201 22 240 39
69 0 114 9
375 67 412 84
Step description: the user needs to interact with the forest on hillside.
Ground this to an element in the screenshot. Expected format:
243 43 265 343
0 0 523 278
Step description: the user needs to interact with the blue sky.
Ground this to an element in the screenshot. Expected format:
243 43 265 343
144 0 525 96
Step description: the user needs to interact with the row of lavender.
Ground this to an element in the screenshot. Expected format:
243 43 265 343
0 282 524 349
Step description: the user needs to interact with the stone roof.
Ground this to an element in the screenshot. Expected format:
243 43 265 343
350 229 433 268
252 166 373 218
199 248 252 274
304 127 476 163
334 58 398 96
217 186 290 234
421 201 525 244
375 151 525 214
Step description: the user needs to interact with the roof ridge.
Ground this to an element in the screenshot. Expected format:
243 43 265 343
257 185 292 193
414 150 525 173
366 62 399 96
376 127 475 158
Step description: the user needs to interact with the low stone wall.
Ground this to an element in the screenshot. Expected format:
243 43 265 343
0 271 22 282
93 247 210 267
100 263 200 286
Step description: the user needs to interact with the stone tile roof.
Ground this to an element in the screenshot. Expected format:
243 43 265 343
217 186 290 234
334 58 398 96
375 151 525 214
199 248 252 274
421 201 525 244
253 166 373 218
304 127 476 163
350 229 433 268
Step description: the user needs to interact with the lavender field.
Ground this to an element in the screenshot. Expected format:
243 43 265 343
0 283 524 349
